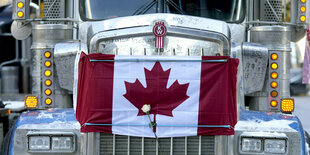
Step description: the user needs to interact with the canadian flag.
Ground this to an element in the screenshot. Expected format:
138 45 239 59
76 52 239 137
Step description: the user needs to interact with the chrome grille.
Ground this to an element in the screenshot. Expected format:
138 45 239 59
98 35 222 57
91 25 230 56
99 133 215 155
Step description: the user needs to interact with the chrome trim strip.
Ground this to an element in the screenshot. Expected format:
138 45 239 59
84 123 232 128
89 59 228 63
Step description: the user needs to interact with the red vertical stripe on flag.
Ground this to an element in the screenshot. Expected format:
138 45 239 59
76 52 115 133
198 56 239 135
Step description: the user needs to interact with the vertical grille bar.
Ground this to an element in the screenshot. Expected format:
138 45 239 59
113 134 116 155
141 137 144 155
170 137 173 155
156 139 158 155
199 136 202 155
127 136 130 155
185 136 188 155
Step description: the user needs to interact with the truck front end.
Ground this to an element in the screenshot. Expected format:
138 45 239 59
77 0 240 154
6 0 310 154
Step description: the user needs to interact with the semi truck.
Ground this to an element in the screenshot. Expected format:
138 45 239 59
1 0 309 154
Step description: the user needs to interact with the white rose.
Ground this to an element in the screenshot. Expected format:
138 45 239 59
141 104 151 114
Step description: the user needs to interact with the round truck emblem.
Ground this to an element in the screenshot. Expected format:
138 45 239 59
153 21 167 48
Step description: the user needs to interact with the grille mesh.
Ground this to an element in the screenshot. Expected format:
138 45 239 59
261 0 283 22
99 133 215 155
43 0 65 19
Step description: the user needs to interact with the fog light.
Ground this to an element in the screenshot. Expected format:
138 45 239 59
281 99 294 112
241 138 262 152
264 139 286 153
29 136 50 150
52 136 74 151
25 96 38 108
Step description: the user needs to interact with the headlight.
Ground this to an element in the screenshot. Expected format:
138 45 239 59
239 134 287 154
241 138 262 152
52 136 74 151
28 133 76 153
264 139 286 153
29 136 50 150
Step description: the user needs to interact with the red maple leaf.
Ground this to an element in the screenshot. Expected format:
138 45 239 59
123 62 190 118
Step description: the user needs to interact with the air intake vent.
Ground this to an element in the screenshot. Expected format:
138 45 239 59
43 0 65 19
260 0 283 22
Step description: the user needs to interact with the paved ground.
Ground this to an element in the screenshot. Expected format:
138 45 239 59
293 95 310 134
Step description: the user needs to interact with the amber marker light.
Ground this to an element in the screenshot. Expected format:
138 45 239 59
45 79 52 86
45 60 51 67
270 100 278 107
45 98 52 105
281 99 294 113
17 2 24 8
301 6 306 12
17 11 24 18
44 70 52 77
271 53 278 60
24 96 38 108
271 63 278 70
45 89 52 96
271 90 278 97
44 51 51 58
271 81 278 88
300 15 306 22
301 0 306 3
271 72 278 79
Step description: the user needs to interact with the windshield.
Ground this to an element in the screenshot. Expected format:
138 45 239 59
80 0 245 22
